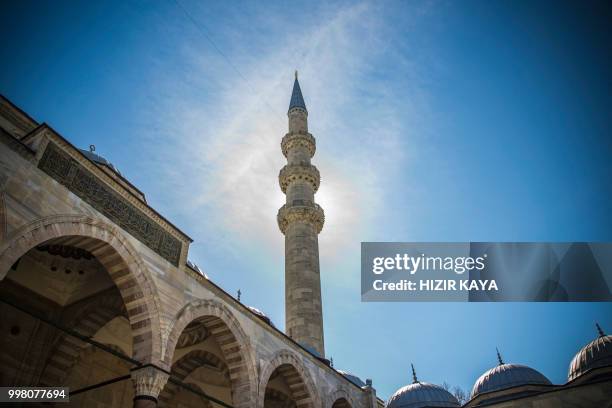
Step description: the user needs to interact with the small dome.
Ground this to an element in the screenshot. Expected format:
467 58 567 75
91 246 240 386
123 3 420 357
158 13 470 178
186 260 209 279
80 148 121 174
298 342 323 359
337 370 366 387
247 306 275 327
471 363 551 398
568 324 612 381
387 382 460 408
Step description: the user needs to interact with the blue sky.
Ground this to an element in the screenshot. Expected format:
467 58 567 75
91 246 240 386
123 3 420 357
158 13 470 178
1 0 611 400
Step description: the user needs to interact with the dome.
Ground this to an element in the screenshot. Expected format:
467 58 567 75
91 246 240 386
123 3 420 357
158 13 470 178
387 365 459 408
247 306 275 327
299 342 322 359
471 363 551 398
337 370 366 387
386 382 460 408
186 260 209 279
568 324 612 381
80 148 121 174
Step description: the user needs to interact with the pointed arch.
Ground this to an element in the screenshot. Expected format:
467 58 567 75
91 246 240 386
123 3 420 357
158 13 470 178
329 390 354 408
164 299 257 407
259 349 320 408
0 214 163 363
159 349 228 407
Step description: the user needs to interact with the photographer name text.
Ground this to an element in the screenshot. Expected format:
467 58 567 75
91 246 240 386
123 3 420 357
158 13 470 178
371 253 498 292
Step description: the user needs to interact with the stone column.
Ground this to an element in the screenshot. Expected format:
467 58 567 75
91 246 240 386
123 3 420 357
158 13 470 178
131 365 169 408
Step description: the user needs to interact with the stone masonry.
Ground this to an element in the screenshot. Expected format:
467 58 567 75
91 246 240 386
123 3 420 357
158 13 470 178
277 72 326 357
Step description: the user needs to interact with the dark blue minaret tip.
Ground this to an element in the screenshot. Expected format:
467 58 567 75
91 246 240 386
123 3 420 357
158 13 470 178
289 71 307 112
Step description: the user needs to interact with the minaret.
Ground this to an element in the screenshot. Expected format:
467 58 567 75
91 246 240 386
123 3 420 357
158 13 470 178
278 72 325 356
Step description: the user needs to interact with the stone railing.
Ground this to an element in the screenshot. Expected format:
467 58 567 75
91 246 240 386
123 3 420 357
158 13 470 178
281 132 316 158
277 203 325 234
278 164 320 193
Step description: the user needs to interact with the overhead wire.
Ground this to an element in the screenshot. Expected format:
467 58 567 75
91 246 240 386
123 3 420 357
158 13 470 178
172 0 287 127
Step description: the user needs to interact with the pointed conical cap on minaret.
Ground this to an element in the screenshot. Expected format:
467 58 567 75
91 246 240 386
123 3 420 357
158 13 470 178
289 70 307 112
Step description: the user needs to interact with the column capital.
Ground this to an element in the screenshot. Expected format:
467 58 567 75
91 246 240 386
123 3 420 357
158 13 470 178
130 365 169 400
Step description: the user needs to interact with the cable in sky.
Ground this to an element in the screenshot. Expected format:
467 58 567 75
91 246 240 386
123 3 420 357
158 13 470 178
172 0 285 126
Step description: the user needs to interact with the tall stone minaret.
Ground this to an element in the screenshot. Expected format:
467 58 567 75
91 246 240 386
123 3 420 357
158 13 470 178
278 72 325 357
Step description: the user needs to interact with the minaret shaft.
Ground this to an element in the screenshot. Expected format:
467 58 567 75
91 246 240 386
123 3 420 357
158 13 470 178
284 219 323 353
278 76 325 356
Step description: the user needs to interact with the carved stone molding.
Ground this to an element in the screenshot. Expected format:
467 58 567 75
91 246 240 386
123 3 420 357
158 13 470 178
0 100 36 136
37 142 182 265
277 203 325 234
281 132 316 158
279 164 320 193
131 366 169 399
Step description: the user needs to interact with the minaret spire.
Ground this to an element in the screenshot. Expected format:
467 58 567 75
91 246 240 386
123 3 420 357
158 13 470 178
288 73 307 112
278 74 325 357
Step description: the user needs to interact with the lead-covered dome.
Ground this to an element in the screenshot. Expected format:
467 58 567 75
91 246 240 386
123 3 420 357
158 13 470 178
387 382 460 408
247 306 275 327
337 370 366 387
471 363 551 398
386 365 459 408
80 148 121 174
568 324 612 381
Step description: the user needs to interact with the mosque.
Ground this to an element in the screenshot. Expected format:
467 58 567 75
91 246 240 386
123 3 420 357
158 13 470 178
0 76 611 407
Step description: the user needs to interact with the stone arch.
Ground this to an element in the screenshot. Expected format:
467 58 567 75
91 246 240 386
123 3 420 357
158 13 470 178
164 299 257 407
331 399 351 408
329 390 354 408
0 214 163 363
39 290 127 386
159 349 229 407
258 349 320 408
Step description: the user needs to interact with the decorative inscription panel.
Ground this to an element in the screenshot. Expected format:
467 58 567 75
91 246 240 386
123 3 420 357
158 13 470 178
38 142 182 266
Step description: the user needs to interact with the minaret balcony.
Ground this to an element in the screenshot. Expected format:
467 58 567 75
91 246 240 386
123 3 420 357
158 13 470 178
279 164 320 194
277 202 325 234
281 132 316 158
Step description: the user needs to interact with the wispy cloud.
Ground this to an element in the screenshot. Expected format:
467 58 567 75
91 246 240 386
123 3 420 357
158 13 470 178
139 1 422 277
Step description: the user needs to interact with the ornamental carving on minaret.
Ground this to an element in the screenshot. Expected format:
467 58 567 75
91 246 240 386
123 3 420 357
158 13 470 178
279 164 320 193
277 203 325 234
281 132 316 158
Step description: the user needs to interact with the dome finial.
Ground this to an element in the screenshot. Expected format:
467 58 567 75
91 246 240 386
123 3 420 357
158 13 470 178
295 70 298 80
596 322 605 337
411 363 418 383
496 347 504 365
